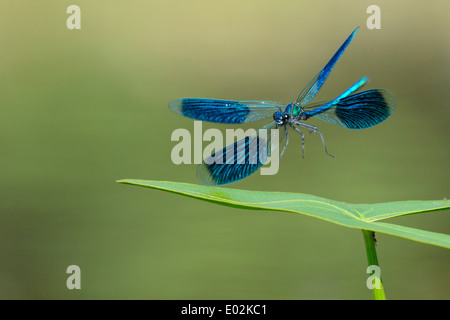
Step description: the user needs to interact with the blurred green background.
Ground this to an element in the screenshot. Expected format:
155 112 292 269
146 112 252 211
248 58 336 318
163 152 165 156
0 0 449 299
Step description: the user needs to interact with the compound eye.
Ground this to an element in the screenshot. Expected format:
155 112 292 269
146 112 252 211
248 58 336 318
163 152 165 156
273 113 278 121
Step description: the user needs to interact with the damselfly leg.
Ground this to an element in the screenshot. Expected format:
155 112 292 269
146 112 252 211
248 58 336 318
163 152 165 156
293 120 334 158
280 125 289 158
289 124 305 158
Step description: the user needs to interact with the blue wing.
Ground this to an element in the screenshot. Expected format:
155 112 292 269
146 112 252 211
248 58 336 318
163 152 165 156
197 122 284 185
296 27 359 106
304 89 396 129
169 98 284 124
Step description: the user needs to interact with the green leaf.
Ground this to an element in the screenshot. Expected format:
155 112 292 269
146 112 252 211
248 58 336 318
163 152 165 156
117 179 450 249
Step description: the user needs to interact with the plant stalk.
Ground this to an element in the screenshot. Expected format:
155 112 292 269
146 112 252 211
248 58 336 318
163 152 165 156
362 229 386 300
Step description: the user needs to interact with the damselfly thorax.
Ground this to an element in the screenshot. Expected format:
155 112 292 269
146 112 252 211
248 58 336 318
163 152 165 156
273 102 332 159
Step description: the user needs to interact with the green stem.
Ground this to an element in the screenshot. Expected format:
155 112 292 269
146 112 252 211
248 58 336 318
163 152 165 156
362 229 386 300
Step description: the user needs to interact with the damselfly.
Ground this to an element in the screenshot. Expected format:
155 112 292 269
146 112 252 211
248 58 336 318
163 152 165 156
169 27 396 185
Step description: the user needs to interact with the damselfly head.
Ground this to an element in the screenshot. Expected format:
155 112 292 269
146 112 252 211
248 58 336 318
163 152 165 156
273 111 290 125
